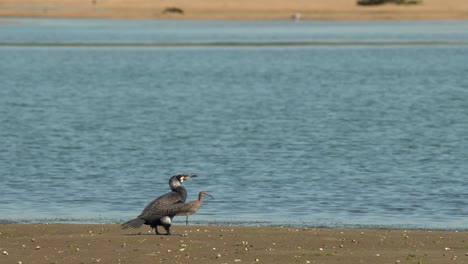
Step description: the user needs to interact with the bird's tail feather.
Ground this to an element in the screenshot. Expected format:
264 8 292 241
121 218 145 229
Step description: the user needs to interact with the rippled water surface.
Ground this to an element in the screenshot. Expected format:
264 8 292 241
1 19 468 229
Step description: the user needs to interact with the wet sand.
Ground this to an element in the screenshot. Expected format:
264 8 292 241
1 224 468 263
0 0 468 20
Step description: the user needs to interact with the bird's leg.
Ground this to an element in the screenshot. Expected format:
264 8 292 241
186 216 189 225
164 225 171 235
160 216 172 235
155 225 162 235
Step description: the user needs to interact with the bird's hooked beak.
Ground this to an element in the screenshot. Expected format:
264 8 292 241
204 192 214 199
181 174 197 182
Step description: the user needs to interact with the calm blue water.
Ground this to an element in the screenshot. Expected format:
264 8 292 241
1 19 468 229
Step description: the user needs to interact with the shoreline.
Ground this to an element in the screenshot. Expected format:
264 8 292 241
2 224 468 264
1 220 467 232
1 0 468 20
2 216 466 232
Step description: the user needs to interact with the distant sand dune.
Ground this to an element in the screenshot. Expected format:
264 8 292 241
0 0 468 20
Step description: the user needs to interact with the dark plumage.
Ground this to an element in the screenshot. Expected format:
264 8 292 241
121 173 197 235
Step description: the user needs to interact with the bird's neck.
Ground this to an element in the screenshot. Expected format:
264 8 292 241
169 177 181 190
174 186 187 202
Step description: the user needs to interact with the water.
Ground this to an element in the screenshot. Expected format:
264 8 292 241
1 19 468 229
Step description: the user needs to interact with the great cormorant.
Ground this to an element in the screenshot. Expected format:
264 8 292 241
121 173 197 235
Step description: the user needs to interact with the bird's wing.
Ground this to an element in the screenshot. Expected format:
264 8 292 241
139 191 184 219
156 201 189 216
156 201 199 216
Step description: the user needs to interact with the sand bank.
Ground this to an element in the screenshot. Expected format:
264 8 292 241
1 224 468 263
0 0 468 20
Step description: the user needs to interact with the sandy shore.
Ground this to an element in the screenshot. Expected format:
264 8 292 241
0 0 468 20
1 224 468 264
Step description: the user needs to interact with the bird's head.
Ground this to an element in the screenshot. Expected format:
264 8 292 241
169 173 197 190
176 173 197 183
199 191 214 199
